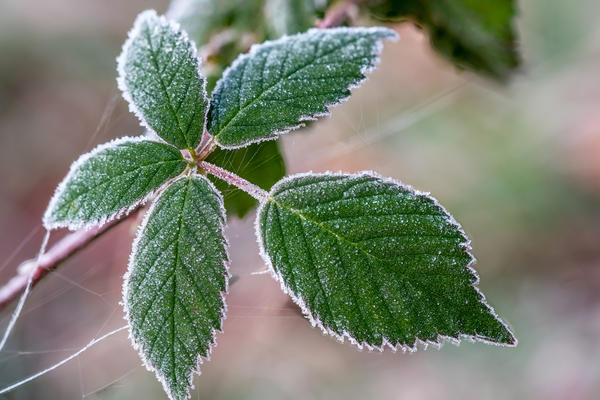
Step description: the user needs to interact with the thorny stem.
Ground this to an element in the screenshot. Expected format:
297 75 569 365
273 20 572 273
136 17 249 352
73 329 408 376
199 161 269 202
0 0 356 312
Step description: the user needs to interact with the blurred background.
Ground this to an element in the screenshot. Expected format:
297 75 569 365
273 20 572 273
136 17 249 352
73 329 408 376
1 0 600 399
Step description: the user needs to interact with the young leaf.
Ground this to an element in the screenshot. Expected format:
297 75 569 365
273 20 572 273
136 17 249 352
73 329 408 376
167 0 265 49
265 0 316 37
167 0 221 48
257 172 516 350
124 175 229 400
118 10 208 150
205 140 286 218
43 137 186 230
207 27 397 148
368 0 519 81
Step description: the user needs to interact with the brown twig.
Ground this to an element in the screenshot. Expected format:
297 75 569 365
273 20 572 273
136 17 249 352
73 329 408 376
0 212 137 311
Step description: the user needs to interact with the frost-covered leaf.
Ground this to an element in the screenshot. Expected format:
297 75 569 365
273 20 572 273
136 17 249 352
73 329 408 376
205 140 285 218
118 10 208 149
43 137 186 230
124 175 228 400
257 172 516 350
368 0 519 80
207 27 397 148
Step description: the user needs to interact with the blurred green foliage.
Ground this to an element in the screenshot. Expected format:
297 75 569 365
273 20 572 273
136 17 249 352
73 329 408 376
367 0 520 81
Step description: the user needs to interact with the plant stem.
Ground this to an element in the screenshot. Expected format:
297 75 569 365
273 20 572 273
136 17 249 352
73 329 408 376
195 131 217 161
0 212 136 312
199 161 269 202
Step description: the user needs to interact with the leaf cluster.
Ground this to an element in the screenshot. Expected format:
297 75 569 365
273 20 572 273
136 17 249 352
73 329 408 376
40 7 517 400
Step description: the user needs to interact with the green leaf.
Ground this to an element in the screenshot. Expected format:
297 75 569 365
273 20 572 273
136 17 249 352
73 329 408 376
207 27 397 148
257 172 516 350
367 0 519 81
205 140 285 218
118 10 208 149
43 137 186 230
167 0 223 48
167 0 268 95
167 0 266 49
124 175 228 400
265 0 316 37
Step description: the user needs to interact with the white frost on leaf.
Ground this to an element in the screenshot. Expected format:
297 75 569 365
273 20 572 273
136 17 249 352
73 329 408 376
122 174 230 400
116 9 209 150
43 136 185 231
207 27 398 149
254 170 517 352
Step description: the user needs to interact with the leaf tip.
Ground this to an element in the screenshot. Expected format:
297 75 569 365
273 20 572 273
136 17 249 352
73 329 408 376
492 317 518 347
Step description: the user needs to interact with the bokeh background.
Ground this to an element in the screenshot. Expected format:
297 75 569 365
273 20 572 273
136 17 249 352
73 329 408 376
1 0 600 399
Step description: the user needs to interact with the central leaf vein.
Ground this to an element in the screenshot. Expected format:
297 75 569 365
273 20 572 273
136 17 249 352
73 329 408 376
143 24 190 148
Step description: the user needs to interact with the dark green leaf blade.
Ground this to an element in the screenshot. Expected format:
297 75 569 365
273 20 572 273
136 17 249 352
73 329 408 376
207 27 397 148
118 10 208 149
368 0 519 81
124 175 229 400
257 172 515 350
43 137 186 230
205 140 286 218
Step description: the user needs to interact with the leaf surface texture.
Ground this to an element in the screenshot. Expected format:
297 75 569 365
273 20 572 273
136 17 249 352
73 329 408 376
44 138 186 230
258 172 515 349
207 27 396 148
119 10 208 149
125 175 228 400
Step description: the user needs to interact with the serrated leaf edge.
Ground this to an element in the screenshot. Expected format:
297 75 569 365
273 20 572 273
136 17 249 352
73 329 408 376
254 170 517 352
116 9 209 150
122 173 230 400
42 136 181 231
209 27 398 149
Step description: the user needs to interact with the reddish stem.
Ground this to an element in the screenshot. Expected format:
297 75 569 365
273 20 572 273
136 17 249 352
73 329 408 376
199 161 268 202
195 132 217 161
